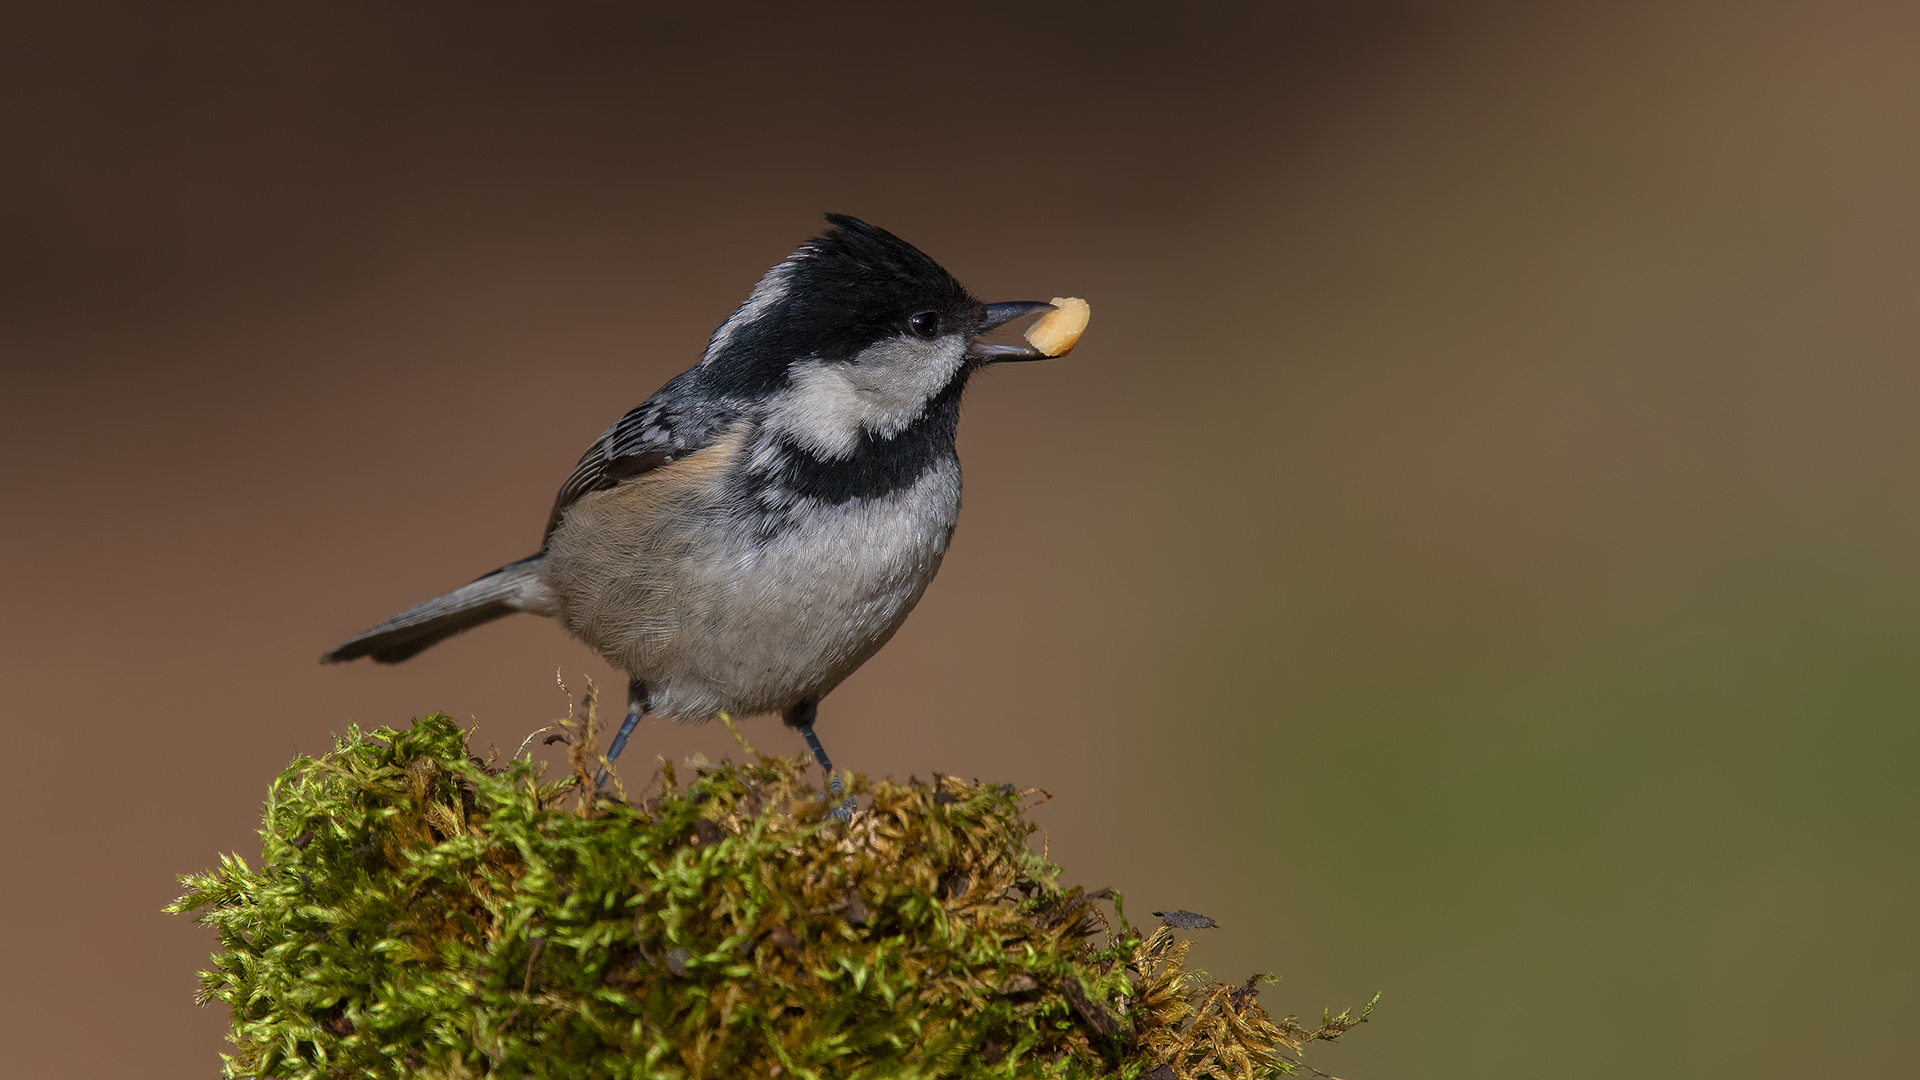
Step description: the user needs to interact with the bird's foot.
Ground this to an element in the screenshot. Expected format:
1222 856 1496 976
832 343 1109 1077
827 772 855 821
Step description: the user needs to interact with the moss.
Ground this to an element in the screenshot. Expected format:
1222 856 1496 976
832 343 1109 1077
170 691 1373 1079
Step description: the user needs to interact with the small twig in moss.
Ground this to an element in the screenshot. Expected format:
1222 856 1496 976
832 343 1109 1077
1277 1053 1354 1080
718 711 757 758
514 723 566 760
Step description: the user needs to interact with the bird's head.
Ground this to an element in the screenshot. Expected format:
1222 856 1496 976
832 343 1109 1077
700 214 1056 460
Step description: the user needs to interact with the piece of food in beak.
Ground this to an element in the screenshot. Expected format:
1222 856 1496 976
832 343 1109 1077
1023 297 1090 357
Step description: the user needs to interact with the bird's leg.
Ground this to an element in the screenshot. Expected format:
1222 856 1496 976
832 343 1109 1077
784 697 854 820
595 679 648 790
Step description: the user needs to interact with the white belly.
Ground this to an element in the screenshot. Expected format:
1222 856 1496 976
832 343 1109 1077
543 453 961 720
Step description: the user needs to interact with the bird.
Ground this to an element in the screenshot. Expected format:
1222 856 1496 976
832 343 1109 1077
322 214 1071 809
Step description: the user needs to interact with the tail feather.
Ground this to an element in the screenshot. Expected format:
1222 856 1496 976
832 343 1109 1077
322 554 547 665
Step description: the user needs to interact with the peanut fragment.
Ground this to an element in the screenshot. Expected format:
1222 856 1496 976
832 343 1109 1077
1023 297 1090 357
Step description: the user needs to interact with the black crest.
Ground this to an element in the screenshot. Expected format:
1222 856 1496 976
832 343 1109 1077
701 214 982 398
793 213 980 346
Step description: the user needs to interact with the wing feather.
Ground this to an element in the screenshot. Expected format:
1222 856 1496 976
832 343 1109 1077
542 372 743 543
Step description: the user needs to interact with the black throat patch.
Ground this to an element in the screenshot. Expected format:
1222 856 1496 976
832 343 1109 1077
757 382 965 506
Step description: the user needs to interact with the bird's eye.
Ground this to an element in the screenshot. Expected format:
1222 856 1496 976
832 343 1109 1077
908 311 940 340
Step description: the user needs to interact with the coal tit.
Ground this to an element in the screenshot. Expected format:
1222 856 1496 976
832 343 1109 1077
323 214 1066 803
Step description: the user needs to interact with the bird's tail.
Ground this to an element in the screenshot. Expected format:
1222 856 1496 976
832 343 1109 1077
321 554 548 665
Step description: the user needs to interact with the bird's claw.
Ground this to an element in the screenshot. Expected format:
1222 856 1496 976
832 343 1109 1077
827 773 855 820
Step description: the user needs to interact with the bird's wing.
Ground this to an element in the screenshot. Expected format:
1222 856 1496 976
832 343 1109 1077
542 374 742 543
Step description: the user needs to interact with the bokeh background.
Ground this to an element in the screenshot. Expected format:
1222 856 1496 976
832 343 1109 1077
5 1 1918 1076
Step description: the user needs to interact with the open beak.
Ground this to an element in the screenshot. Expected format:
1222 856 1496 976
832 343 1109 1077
968 300 1057 362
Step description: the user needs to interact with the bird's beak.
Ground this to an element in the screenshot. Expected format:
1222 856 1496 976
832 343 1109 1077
968 300 1057 362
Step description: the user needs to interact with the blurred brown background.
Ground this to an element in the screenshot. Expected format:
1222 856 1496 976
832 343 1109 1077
5 1 1918 1076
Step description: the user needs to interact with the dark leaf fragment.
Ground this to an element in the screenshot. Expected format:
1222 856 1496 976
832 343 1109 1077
839 896 871 926
939 871 970 900
1062 977 1120 1039
1154 909 1218 929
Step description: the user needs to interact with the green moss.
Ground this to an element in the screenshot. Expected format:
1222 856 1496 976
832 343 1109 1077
170 695 1373 1079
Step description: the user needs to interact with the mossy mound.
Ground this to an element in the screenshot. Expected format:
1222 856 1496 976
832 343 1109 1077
171 705 1371 1079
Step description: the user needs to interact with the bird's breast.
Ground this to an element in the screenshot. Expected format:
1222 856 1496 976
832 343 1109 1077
543 447 962 718
733 459 963 628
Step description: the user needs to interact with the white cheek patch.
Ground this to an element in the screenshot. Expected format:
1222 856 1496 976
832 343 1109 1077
763 335 966 459
765 364 869 458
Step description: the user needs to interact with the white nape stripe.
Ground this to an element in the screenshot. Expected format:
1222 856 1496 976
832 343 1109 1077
701 257 797 364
